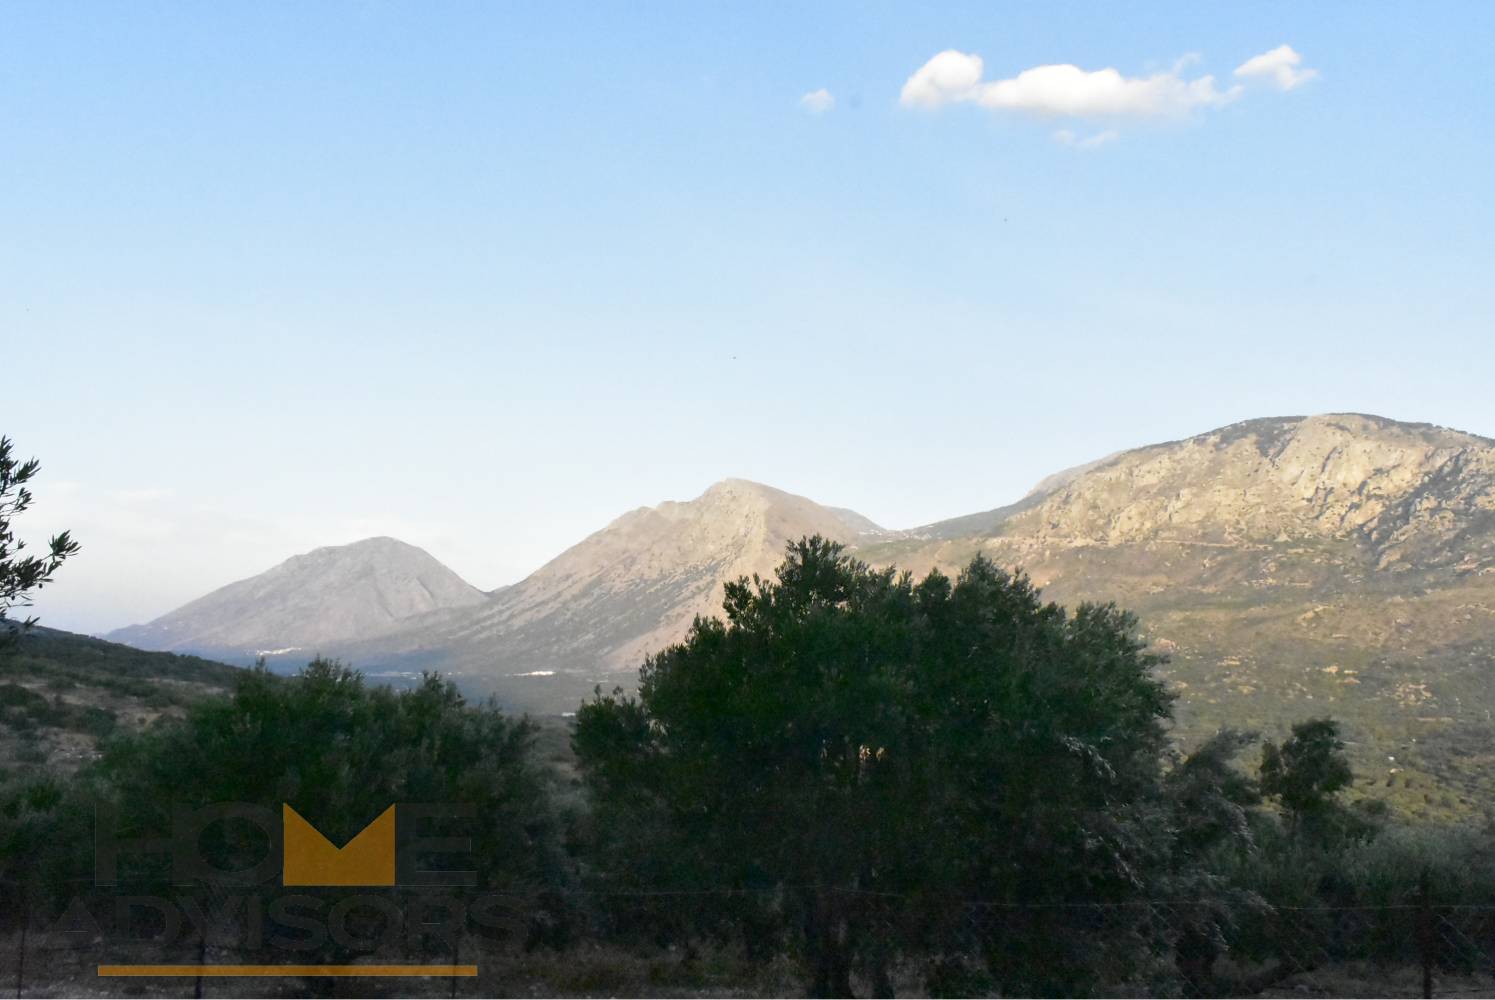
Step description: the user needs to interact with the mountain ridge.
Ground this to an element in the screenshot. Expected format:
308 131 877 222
111 412 1495 677
102 412 1495 818
316 477 885 692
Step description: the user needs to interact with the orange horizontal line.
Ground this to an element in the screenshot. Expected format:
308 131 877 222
99 964 477 977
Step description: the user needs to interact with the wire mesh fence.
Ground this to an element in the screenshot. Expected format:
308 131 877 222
3 879 1495 997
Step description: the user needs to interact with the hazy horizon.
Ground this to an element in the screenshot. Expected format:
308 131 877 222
7 3 1493 633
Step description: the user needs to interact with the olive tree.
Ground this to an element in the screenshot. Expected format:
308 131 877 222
575 536 1177 995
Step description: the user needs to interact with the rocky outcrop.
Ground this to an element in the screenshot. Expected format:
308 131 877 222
1006 415 1495 570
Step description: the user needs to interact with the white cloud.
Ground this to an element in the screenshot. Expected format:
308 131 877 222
899 51 986 109
1053 128 1119 150
1171 53 1203 74
1234 44 1318 91
901 50 1240 119
799 88 836 114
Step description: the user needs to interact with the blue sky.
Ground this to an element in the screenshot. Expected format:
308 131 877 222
5 2 1493 632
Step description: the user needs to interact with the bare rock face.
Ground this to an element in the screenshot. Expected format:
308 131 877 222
107 537 487 658
1008 414 1495 572
861 414 1495 594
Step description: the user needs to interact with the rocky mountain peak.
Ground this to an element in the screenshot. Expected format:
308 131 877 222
107 536 486 657
524 478 875 595
1011 414 1495 566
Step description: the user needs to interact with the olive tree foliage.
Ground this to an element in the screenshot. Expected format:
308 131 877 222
94 658 565 894
1260 717 1359 840
574 536 1179 995
1163 729 1271 988
0 436 79 646
1167 729 1264 859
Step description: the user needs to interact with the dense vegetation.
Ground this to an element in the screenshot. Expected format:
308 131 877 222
1 658 568 981
3 537 1495 996
567 537 1465 996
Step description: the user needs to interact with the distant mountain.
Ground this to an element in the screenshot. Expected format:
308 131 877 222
320 479 885 702
107 537 486 662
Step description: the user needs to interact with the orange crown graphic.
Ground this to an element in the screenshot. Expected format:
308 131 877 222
282 804 396 886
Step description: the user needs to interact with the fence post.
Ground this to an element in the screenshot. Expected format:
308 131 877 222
450 928 460 999
1418 866 1433 1000
194 928 206 999
13 883 25 1000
